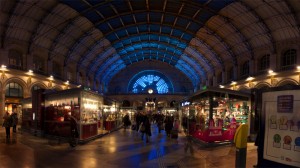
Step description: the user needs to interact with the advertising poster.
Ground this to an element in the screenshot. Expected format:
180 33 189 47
263 91 300 167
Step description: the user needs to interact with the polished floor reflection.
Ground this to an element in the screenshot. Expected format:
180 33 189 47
0 125 257 168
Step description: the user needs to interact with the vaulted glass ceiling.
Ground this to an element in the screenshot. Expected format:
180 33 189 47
1 0 299 91
60 0 235 87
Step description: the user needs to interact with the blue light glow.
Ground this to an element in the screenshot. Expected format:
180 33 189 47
128 70 173 94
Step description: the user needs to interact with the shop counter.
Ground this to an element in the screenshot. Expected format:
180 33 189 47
104 120 116 131
80 123 98 140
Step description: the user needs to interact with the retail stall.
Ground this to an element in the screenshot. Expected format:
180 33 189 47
119 107 136 121
182 87 251 143
44 88 103 141
102 104 121 131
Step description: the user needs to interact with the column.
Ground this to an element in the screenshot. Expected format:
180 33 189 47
213 75 217 87
249 59 254 76
0 49 8 65
233 66 238 81
222 70 226 84
47 59 53 75
0 90 5 125
270 53 277 71
26 54 33 70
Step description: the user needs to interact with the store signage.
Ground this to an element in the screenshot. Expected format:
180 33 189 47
277 95 293 113
263 92 300 167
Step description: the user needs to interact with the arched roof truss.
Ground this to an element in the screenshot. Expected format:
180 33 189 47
1 0 299 91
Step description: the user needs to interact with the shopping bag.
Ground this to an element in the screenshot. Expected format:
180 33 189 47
139 123 145 132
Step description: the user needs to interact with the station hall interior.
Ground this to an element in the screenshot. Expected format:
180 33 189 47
0 0 300 168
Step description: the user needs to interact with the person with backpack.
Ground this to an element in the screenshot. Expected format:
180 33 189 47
2 111 12 138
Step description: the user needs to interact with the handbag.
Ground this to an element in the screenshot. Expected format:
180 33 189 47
139 123 145 132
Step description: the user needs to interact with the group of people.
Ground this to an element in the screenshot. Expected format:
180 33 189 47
122 111 180 143
2 111 18 139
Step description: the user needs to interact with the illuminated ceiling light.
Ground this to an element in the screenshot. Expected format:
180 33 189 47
77 85 81 88
297 66 300 71
65 80 69 85
219 85 225 88
28 69 33 73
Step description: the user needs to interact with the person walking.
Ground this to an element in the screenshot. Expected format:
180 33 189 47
11 110 18 133
141 114 151 143
164 115 173 137
2 111 12 138
157 113 164 133
122 113 131 130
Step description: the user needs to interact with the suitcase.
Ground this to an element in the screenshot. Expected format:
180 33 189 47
171 130 178 139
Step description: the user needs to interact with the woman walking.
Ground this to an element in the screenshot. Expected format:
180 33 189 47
140 113 151 143
2 111 12 138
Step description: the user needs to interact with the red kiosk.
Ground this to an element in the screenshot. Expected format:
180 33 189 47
182 87 250 143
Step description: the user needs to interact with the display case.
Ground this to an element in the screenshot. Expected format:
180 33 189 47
44 88 103 140
102 105 119 131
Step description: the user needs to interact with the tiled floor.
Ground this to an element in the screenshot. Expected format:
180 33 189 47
0 125 257 168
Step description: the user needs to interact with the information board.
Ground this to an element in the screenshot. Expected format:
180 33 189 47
263 91 300 167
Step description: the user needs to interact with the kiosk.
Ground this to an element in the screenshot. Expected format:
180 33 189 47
182 87 251 143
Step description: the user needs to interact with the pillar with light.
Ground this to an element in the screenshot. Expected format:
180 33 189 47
0 65 7 80
268 70 276 86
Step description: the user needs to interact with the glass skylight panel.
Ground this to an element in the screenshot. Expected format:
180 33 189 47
131 73 169 94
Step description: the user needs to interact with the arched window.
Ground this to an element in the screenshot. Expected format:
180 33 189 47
8 49 23 70
128 70 174 94
240 60 249 78
281 49 297 70
5 82 23 97
259 54 270 71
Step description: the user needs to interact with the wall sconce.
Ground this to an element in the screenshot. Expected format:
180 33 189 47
26 69 33 84
231 81 237 90
268 69 277 86
0 65 7 80
297 66 300 83
246 76 255 88
64 80 70 90
48 75 54 88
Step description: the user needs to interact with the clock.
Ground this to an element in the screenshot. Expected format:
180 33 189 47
148 89 153 94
